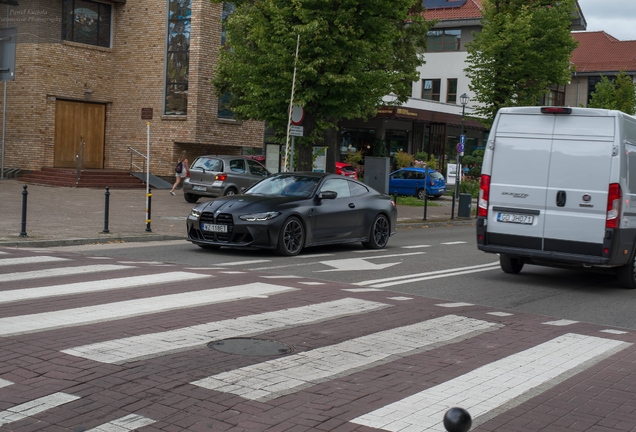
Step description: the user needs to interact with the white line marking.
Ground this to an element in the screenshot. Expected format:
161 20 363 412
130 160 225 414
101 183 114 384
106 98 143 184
355 262 500 286
0 378 13 389
342 288 381 292
0 251 9 255
487 312 513 317
186 267 224 270
401 245 432 249
86 414 155 431
0 283 298 337
600 329 628 335
0 256 69 267
0 392 80 427
440 241 467 245
351 334 629 431
299 282 325 285
0 272 212 305
87 257 113 260
543 319 579 326
353 249 386 253
294 253 335 258
216 259 271 266
388 297 413 301
0 264 133 283
260 275 301 279
191 315 500 402
364 252 426 259
219 271 246 274
436 302 474 308
116 261 166 265
63 298 390 364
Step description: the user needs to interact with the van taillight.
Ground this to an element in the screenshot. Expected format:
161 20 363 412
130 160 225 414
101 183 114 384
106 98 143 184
606 183 622 229
541 107 572 114
478 175 490 217
216 173 227 181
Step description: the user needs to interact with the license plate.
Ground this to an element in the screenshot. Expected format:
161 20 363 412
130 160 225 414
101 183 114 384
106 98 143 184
497 213 534 224
193 186 206 192
201 223 228 233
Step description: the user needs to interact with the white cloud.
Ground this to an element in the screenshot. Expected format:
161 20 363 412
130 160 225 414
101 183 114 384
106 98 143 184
578 0 636 41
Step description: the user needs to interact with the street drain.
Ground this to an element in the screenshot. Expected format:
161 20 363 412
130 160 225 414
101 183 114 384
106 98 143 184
208 338 294 356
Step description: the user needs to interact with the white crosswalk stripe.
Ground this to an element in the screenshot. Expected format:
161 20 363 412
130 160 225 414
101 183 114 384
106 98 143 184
0 282 298 336
85 414 155 431
0 256 69 266
0 264 133 283
0 392 80 427
351 333 630 431
191 315 500 402
0 378 13 389
0 271 212 304
63 298 390 364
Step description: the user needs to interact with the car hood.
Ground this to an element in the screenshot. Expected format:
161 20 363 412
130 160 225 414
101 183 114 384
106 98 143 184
199 194 307 214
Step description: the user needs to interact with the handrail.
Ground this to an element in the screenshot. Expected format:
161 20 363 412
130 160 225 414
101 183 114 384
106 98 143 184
128 146 147 178
75 137 85 184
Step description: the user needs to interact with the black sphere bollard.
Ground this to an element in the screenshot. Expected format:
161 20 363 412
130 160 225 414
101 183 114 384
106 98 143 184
146 188 152 232
19 184 28 237
103 186 110 234
443 407 472 432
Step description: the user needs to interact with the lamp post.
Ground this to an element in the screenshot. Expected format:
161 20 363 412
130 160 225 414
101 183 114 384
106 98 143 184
451 94 469 219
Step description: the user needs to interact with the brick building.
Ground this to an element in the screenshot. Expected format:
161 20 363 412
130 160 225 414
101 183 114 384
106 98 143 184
0 0 264 179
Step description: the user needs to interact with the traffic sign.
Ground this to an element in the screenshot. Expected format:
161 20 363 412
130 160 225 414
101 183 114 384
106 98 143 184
290 125 304 136
456 142 464 154
460 134 466 145
290 105 305 125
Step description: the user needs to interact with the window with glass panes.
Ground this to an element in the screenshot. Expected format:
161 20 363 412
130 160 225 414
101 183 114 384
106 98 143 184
62 0 112 47
422 79 441 101
164 0 191 115
447 79 457 104
426 29 460 52
218 2 235 119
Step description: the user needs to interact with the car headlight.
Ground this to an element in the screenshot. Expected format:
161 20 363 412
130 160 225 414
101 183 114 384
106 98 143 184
238 211 281 221
191 208 202 218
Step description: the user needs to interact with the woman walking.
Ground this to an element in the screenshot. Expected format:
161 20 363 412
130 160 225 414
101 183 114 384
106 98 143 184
170 151 189 195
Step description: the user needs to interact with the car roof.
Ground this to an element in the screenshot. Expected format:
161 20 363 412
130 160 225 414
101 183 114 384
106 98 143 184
398 167 437 172
195 155 257 161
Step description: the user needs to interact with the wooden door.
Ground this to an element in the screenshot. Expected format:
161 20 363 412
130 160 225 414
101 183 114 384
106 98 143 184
54 100 105 169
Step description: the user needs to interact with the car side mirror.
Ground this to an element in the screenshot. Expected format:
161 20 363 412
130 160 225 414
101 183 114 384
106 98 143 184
317 191 338 200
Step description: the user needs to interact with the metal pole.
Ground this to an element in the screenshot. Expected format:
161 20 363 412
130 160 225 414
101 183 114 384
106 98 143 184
19 184 27 237
283 34 300 172
145 121 150 225
146 187 152 232
103 186 110 234
423 169 428 221
1 81 6 180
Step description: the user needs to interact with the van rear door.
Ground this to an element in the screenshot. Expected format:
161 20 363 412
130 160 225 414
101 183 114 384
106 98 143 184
542 114 615 255
487 112 555 251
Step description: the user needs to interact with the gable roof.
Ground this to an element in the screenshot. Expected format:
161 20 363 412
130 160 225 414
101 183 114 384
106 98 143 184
571 31 636 74
423 0 483 20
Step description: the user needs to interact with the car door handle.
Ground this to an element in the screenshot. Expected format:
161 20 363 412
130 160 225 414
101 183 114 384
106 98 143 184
556 190 566 207
348 203 356 209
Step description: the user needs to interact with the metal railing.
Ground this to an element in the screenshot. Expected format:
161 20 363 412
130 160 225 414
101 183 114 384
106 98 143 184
128 146 147 177
75 137 85 184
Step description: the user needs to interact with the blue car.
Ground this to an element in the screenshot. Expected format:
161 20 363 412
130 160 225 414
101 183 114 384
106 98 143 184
389 167 446 200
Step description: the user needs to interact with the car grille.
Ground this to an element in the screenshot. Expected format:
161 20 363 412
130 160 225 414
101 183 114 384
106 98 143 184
199 212 234 242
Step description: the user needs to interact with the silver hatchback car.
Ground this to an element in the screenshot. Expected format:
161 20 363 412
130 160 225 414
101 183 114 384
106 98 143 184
182 155 270 203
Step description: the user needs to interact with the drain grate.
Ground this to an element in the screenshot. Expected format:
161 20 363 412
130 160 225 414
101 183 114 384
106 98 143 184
208 338 294 356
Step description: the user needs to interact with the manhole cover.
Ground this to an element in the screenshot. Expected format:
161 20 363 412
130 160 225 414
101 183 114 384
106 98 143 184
208 338 294 356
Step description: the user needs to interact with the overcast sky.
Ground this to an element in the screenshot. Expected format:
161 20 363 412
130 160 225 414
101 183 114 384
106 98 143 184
577 0 636 41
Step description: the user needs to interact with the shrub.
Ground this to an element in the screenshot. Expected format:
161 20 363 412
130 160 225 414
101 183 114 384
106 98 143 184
393 150 414 169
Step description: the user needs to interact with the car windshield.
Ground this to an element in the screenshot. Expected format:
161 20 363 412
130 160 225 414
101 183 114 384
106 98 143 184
429 171 444 180
245 174 319 197
191 157 223 171
340 165 355 172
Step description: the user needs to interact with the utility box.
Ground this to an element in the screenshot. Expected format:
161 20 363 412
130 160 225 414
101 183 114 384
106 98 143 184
364 157 390 194
458 193 472 218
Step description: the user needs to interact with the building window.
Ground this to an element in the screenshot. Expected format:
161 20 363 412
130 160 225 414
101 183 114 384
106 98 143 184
218 2 236 119
541 85 566 107
422 79 441 101
164 0 192 116
426 29 461 52
62 0 112 48
447 79 457 104
587 75 614 106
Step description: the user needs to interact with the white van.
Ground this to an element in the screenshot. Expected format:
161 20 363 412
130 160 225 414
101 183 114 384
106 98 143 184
476 107 636 288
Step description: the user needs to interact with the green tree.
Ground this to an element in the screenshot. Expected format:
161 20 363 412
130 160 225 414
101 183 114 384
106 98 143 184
465 0 578 127
589 71 636 115
211 0 433 172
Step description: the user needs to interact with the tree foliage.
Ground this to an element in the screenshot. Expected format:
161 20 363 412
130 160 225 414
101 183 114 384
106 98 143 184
464 0 578 127
588 71 636 115
211 0 433 171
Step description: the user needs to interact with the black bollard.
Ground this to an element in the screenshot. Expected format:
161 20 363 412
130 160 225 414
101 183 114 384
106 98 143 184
146 188 152 232
443 407 472 432
19 184 28 237
103 186 110 234
423 171 428 221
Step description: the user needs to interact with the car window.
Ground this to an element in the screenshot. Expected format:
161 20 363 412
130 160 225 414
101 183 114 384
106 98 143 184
229 159 246 173
349 181 369 197
320 178 351 198
414 172 425 180
429 171 444 180
245 174 318 196
247 160 269 177
340 165 355 173
390 171 404 179
191 157 222 171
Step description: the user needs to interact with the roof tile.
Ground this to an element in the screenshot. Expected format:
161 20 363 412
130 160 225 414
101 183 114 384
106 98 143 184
571 31 636 73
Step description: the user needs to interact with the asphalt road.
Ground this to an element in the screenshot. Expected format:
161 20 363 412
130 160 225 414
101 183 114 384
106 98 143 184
54 225 636 330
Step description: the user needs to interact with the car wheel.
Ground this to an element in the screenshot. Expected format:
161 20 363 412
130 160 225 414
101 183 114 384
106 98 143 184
500 254 524 274
197 244 220 250
184 193 199 203
362 214 390 249
616 252 636 289
276 217 304 256
416 188 426 200
224 187 238 196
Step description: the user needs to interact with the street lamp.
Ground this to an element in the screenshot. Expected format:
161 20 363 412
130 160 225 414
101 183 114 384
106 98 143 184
460 93 469 133
452 93 470 219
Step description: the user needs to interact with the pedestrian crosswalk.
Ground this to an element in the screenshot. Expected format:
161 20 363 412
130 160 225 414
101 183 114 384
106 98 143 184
0 246 634 432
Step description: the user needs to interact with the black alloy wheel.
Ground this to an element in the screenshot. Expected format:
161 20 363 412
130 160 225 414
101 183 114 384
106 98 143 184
362 214 390 249
417 188 426 200
277 217 304 256
224 187 238 196
184 193 199 203
499 254 524 274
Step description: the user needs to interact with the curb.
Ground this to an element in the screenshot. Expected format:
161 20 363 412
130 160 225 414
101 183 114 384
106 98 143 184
0 234 186 248
396 218 476 229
